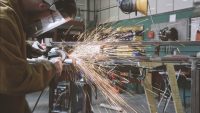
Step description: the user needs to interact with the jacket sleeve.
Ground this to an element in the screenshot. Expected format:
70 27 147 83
0 17 56 95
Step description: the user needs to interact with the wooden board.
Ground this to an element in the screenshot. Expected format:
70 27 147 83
166 63 184 113
141 62 160 113
141 62 185 113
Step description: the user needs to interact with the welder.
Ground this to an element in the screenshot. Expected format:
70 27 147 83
0 0 76 113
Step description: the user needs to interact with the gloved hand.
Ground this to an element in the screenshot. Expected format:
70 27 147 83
32 41 46 52
50 57 63 75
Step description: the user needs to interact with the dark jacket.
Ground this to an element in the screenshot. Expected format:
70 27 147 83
0 0 56 112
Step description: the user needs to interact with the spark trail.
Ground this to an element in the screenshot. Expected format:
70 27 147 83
67 27 146 112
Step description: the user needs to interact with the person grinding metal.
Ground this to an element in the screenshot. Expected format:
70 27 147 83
0 0 77 113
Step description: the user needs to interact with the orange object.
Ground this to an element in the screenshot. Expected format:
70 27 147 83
147 31 155 39
196 30 200 41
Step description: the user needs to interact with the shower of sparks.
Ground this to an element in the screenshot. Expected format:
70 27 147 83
65 25 151 113
57 17 186 112
49 4 192 112
69 56 139 112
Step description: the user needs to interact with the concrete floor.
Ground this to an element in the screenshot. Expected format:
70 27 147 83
26 87 191 113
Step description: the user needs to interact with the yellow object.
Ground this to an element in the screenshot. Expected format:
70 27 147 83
166 64 184 113
0 0 56 113
136 0 148 15
134 36 143 41
116 26 144 32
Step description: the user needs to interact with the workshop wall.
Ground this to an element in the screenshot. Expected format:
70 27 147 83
111 8 194 40
104 8 200 56
150 19 190 41
96 0 194 24
90 0 200 56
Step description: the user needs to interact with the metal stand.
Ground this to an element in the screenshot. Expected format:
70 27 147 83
191 59 200 113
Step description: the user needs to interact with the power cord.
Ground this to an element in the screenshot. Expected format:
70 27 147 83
31 90 44 113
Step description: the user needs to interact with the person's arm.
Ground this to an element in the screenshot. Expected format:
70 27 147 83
0 18 57 95
26 42 45 58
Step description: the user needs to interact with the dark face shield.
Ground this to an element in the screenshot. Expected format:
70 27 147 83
43 0 77 18
42 0 61 14
27 0 77 37
27 11 72 37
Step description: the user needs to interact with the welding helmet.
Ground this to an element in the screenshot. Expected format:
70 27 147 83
43 0 77 17
27 0 77 37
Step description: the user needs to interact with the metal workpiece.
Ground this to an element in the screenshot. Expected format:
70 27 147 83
64 58 73 64
93 55 199 65
63 58 81 65
51 41 200 47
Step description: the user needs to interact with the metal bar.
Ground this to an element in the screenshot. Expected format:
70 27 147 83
51 41 200 46
95 55 192 63
191 59 200 113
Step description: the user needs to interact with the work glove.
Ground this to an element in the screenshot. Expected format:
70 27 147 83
26 42 45 58
32 41 46 52
50 57 63 76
